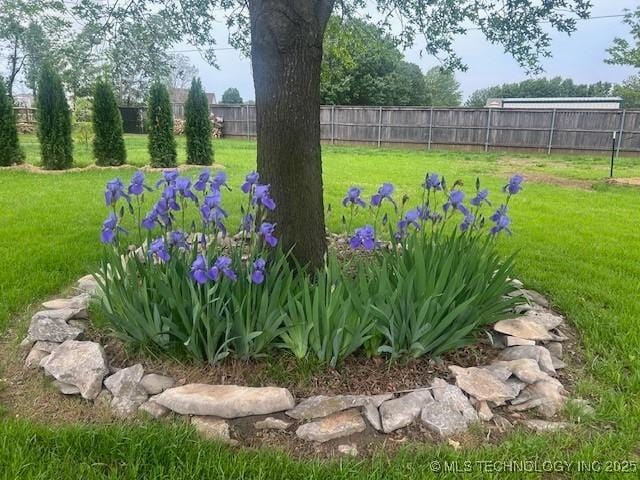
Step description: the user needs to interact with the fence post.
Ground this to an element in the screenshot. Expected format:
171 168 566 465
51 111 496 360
427 106 433 150
616 110 626 159
245 105 250 139
377 106 383 148
331 105 335 145
547 109 556 155
484 108 492 152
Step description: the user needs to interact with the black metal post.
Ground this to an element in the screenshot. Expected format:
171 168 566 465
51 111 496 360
610 131 616 178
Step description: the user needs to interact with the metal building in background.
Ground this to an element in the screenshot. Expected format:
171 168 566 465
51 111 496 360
486 97 623 110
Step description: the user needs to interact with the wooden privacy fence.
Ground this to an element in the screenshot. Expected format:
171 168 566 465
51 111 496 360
211 104 640 156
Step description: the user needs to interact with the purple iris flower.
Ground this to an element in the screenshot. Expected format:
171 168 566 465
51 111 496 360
250 258 267 284
490 205 512 235
190 255 209 284
503 175 524 195
175 177 198 202
342 187 366 208
168 230 189 249
211 171 229 191
156 169 179 188
194 169 210 192
371 183 396 208
161 186 181 211
349 225 376 251
128 171 150 196
395 209 421 240
200 191 228 232
417 205 431 221
259 222 278 247
424 173 442 191
208 256 237 282
443 190 465 213
470 189 491 207
148 237 170 263
460 213 475 232
253 184 276 210
105 178 130 206
141 210 158 230
100 213 126 244
241 172 260 193
153 199 174 227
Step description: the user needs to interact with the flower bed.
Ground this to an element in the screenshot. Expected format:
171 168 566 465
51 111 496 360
96 168 525 366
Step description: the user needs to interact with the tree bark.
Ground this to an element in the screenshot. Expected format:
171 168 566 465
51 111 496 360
249 0 334 269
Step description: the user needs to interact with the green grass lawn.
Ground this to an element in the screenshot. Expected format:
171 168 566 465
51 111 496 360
1 136 639 478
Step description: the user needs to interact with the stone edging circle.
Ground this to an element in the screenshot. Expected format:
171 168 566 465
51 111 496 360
20 274 593 454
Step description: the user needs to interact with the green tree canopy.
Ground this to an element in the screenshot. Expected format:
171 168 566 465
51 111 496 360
424 67 462 106
0 74 24 166
92 79 126 166
37 64 73 170
465 77 615 106
185 77 213 165
606 7 640 70
221 87 243 104
613 76 640 108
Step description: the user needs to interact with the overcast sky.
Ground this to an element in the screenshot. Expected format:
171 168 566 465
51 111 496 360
181 0 637 103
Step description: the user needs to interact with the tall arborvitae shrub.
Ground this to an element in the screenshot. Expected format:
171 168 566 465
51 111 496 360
93 79 126 166
147 81 177 168
0 77 24 166
185 77 213 165
37 64 73 170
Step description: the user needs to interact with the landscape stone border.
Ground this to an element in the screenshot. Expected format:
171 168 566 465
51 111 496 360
20 274 593 454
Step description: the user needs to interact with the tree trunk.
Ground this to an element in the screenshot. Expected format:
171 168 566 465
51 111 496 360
249 0 334 269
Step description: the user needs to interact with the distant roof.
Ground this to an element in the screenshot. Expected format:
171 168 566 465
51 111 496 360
501 97 622 103
170 87 217 105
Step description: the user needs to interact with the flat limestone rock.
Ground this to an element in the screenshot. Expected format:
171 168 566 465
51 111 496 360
40 340 109 400
430 378 478 422
33 341 60 353
42 294 90 317
494 318 564 342
155 384 295 418
362 401 382 431
505 336 536 347
379 389 433 433
139 399 170 419
477 401 494 421
24 348 49 369
53 380 81 395
286 393 393 420
140 373 175 395
498 346 556 376
546 342 563 358
449 366 516 404
76 274 100 296
337 444 358 456
254 417 292 430
521 289 550 308
421 402 469 437
191 416 237 445
27 312 83 343
296 409 366 443
510 378 568 418
104 364 148 417
491 359 550 385
523 310 564 330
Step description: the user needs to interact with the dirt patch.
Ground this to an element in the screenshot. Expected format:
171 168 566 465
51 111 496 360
605 177 640 187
